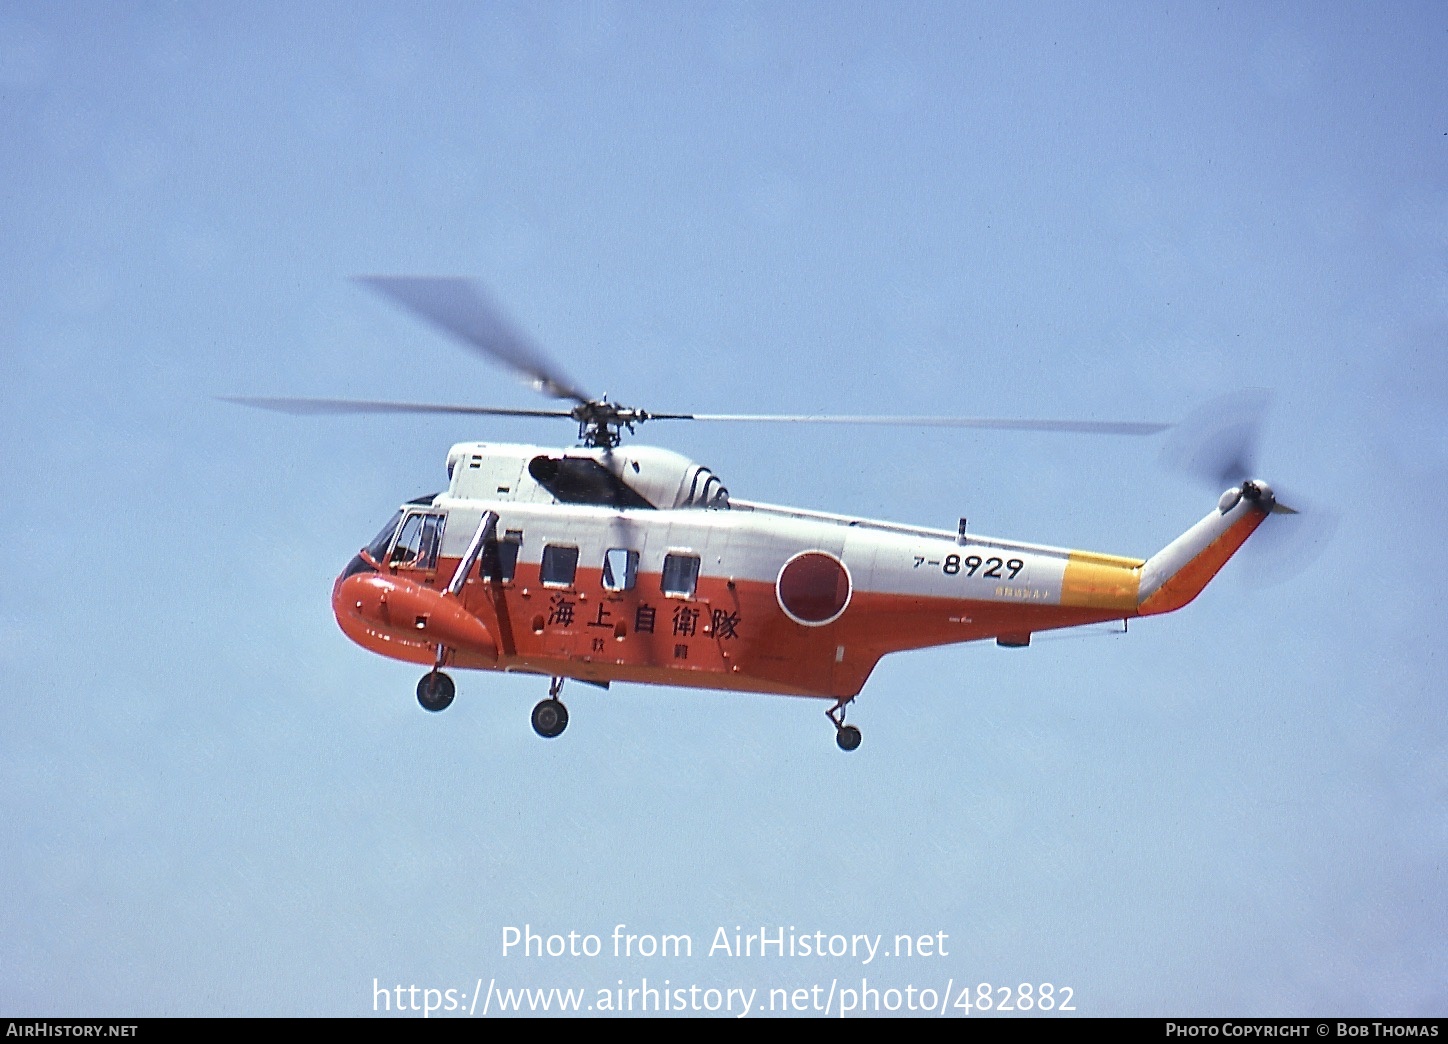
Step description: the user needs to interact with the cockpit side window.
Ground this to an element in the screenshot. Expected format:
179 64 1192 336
389 511 445 570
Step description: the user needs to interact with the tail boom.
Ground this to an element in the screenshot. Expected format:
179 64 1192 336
1135 487 1272 616
1046 485 1273 621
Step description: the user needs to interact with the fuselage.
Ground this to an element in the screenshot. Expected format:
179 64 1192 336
331 442 1268 701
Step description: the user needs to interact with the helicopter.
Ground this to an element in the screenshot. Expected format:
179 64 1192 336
229 277 1299 750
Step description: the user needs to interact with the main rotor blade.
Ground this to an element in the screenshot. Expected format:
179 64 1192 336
224 397 1169 436
648 413 1170 435
220 396 575 419
355 276 592 403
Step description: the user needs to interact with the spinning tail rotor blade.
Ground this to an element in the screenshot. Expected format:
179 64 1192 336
1161 389 1336 585
1160 388 1271 487
355 277 593 403
1237 500 1337 588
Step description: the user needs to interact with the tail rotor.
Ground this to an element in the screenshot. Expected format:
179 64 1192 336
1161 390 1335 586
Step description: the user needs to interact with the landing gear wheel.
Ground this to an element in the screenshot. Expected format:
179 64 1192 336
417 671 455 712
531 698 569 738
826 698 861 751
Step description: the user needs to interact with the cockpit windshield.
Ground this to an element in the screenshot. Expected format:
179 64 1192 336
353 507 443 574
364 511 404 560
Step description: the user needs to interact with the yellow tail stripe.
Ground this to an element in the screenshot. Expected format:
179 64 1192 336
1060 551 1142 610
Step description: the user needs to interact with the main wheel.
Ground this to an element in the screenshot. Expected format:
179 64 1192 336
417 671 456 712
531 698 569 738
836 725 862 752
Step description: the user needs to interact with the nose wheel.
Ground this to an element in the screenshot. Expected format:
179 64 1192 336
827 698 862 752
531 677 569 739
417 670 456 712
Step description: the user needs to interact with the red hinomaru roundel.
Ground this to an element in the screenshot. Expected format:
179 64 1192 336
776 551 852 626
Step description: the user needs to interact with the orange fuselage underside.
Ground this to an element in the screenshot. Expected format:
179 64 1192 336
334 560 1134 701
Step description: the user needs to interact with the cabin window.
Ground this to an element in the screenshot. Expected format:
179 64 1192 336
661 552 700 598
479 529 523 583
540 544 579 587
389 511 445 570
602 548 638 592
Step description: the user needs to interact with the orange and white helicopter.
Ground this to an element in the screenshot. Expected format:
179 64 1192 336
231 278 1299 750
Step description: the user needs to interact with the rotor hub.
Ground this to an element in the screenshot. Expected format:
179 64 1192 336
571 401 651 448
1240 479 1276 508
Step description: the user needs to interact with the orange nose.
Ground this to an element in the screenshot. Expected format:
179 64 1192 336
334 572 498 660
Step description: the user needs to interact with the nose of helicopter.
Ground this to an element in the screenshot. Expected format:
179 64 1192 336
331 554 383 647
332 554 377 619
331 557 498 660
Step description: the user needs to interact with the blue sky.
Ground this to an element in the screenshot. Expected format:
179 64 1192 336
1 0 1444 1017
